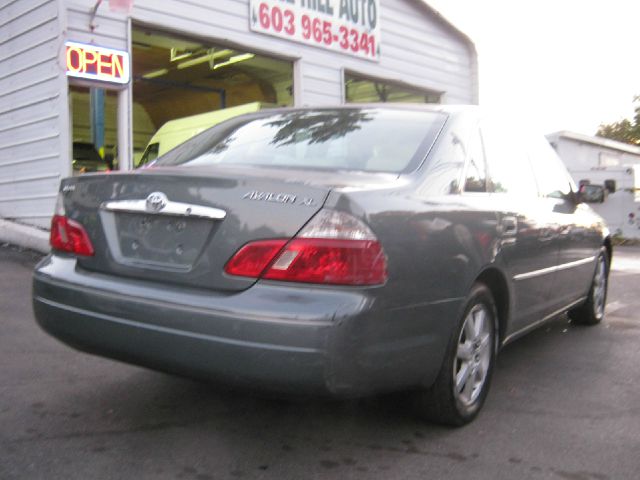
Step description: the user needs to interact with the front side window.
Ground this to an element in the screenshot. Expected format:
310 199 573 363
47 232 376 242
155 109 447 174
527 135 573 199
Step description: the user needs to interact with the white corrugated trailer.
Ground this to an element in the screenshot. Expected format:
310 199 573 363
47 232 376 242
547 131 640 239
570 165 640 238
0 0 478 229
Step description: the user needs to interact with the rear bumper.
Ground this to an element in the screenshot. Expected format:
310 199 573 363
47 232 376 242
33 255 460 397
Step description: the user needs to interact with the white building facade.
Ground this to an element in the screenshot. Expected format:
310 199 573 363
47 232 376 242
1 0 478 228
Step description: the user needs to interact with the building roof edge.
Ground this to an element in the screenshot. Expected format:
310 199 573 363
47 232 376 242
546 130 640 156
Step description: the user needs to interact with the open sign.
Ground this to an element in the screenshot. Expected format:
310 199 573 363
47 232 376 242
65 41 130 84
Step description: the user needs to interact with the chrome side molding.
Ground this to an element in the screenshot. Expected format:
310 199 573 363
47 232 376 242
513 256 596 282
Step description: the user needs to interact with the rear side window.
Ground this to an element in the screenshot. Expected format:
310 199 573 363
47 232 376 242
463 129 487 193
481 121 538 198
416 112 476 197
154 109 446 174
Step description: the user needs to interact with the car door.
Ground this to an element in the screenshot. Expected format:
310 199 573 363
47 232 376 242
481 120 562 334
527 135 600 309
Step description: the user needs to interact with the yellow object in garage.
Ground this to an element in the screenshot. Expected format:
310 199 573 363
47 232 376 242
138 102 272 167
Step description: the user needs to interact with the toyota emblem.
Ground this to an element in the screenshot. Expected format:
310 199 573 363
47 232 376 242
146 192 168 212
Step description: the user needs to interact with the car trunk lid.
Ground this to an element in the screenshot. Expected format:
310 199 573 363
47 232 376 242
60 168 331 291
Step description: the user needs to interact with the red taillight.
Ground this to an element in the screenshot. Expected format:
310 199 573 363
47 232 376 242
50 215 95 256
224 209 388 286
224 239 287 278
263 238 387 285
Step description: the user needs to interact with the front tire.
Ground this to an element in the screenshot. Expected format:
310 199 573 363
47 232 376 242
416 283 497 426
569 248 609 326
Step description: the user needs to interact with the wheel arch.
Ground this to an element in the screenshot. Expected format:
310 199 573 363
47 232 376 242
603 236 613 266
475 267 510 346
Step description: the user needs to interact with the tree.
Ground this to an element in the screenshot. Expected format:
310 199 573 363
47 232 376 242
596 96 640 146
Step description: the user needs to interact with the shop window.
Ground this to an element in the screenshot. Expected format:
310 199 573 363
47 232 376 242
345 72 440 104
69 86 118 175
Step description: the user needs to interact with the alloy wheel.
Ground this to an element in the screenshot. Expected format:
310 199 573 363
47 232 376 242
593 256 607 319
454 303 493 406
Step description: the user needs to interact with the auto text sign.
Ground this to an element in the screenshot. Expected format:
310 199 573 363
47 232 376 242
65 41 130 84
249 0 381 62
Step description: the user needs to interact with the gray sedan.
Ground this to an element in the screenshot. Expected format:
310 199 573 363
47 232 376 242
33 105 610 426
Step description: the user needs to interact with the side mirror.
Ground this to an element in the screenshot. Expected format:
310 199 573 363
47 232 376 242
578 184 606 204
604 179 616 194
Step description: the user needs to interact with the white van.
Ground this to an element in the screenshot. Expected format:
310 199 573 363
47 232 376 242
138 102 272 166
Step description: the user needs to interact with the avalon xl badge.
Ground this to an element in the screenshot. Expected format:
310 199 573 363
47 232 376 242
146 192 168 212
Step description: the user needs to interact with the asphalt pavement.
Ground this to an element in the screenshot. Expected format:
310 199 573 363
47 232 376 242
1 244 639 480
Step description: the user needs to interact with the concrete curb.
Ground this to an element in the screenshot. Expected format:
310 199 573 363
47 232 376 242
0 219 50 254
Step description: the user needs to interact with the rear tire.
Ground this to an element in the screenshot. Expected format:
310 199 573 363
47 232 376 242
569 248 609 326
415 283 497 427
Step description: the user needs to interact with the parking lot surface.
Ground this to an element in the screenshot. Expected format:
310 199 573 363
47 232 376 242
1 245 639 480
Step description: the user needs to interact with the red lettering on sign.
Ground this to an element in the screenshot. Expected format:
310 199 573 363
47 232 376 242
66 46 83 73
112 54 124 78
83 50 98 74
252 1 378 60
98 54 112 76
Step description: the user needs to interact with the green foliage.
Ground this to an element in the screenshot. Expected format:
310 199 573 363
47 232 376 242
596 95 640 146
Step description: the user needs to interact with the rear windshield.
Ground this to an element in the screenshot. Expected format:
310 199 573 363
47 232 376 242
153 108 446 173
